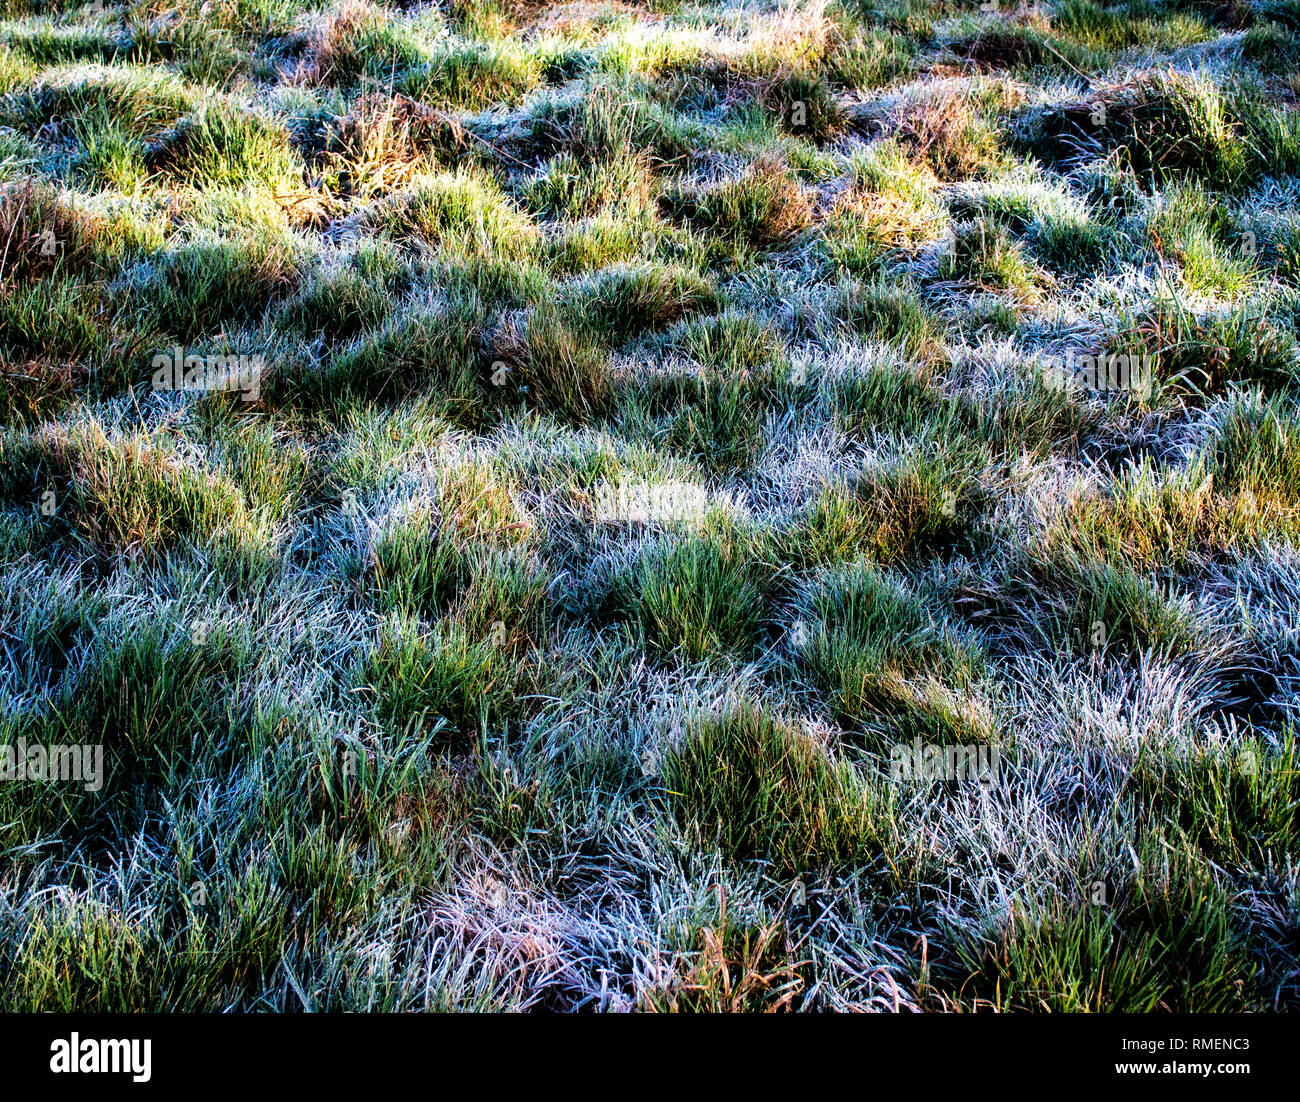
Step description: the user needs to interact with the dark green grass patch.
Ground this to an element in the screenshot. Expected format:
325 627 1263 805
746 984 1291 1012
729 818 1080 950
663 700 880 870
794 560 987 742
1024 70 1261 191
484 298 611 422
775 445 983 570
1110 297 1296 401
1132 737 1300 868
623 534 766 664
129 230 302 340
280 293 486 418
938 843 1263 1011
362 617 528 741
565 262 717 345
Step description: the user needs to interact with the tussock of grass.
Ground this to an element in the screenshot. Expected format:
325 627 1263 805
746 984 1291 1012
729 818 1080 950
398 40 542 110
148 100 304 193
373 168 540 260
61 427 263 558
663 701 879 869
1112 295 1296 399
0 178 105 283
1028 69 1257 190
623 533 765 663
942 843 1262 1012
363 617 527 740
485 298 611 421
314 93 469 204
822 275 945 359
939 216 1045 297
660 155 813 252
568 262 716 343
522 147 652 221
131 228 303 339
870 86 1009 182
795 560 986 740
284 292 484 414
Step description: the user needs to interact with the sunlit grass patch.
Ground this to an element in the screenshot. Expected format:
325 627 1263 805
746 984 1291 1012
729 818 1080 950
867 83 1011 183
311 92 468 206
1050 0 1217 52
55 425 269 559
398 39 542 111
1148 186 1258 298
773 449 980 569
369 460 533 616
823 274 946 359
284 293 485 415
1038 457 1224 572
146 100 305 194
371 167 540 261
819 153 945 272
522 146 653 222
0 177 106 282
12 62 191 137
1041 560 1208 659
616 311 789 474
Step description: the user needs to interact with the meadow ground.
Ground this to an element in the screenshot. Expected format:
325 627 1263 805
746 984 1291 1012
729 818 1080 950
0 0 1298 1011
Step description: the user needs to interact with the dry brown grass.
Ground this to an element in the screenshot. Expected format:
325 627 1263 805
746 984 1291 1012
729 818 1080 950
317 94 471 205
0 180 105 286
291 0 387 86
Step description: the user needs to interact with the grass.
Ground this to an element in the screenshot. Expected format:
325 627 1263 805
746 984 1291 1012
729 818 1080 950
663 700 881 870
0 0 1297 1014
623 533 765 663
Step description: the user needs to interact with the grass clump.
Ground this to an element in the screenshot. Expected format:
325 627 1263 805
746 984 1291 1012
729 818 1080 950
0 178 106 283
147 101 304 193
941 844 1262 1012
374 169 541 261
1030 70 1254 190
1111 295 1296 400
566 262 716 344
795 560 986 742
779 446 981 569
663 701 878 869
660 156 813 252
624 534 765 664
363 617 527 741
62 428 262 559
485 299 611 421
939 217 1045 297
